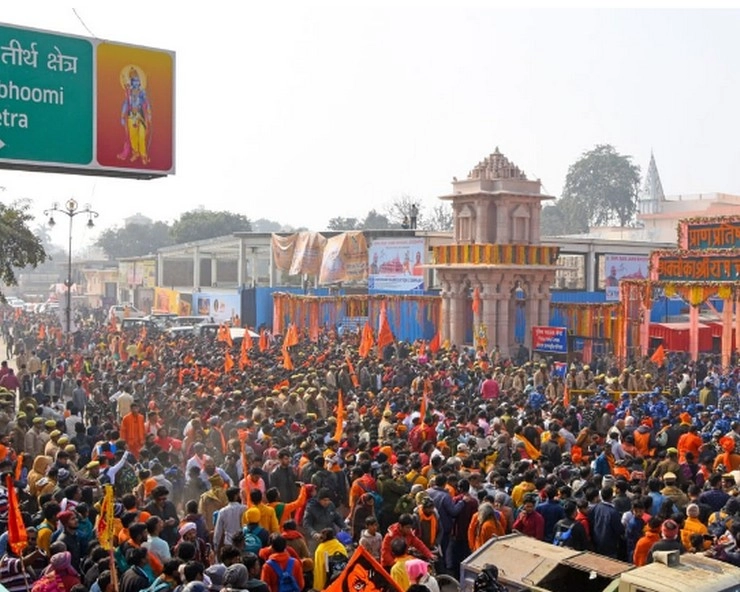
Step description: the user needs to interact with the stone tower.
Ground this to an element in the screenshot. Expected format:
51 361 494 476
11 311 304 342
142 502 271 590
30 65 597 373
430 148 559 354
638 151 665 216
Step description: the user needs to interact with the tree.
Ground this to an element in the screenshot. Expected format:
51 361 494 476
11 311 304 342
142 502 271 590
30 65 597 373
96 221 174 259
384 195 421 228
170 209 251 243
327 217 359 231
0 200 46 299
360 209 394 230
251 218 284 233
421 203 453 232
560 144 641 229
540 201 586 236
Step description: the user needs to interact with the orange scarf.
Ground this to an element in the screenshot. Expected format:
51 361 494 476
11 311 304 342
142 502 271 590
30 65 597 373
417 511 438 548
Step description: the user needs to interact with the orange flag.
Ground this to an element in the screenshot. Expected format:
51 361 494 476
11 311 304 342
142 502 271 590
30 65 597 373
429 331 441 353
376 303 394 358
325 545 404 592
419 391 427 420
472 287 481 314
285 324 299 347
650 344 666 366
346 355 360 388
334 390 345 442
563 384 570 408
224 351 235 373
38 323 46 340
239 334 251 370
282 342 294 371
14 454 23 482
243 329 254 352
96 484 115 551
259 329 268 352
6 474 27 556
358 322 374 358
418 340 426 357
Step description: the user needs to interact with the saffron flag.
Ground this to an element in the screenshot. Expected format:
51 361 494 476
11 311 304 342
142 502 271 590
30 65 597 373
282 342 294 371
285 324 299 348
239 334 251 370
563 384 570 408
419 391 427 420
96 484 115 551
243 328 254 352
6 474 27 556
325 545 404 592
334 390 345 442
376 303 394 358
650 344 666 366
472 286 481 314
346 355 360 389
358 322 374 358
429 331 441 353
259 329 268 353
224 351 235 373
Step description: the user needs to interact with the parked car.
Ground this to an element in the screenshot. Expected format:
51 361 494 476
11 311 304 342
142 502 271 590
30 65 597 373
121 317 161 333
109 304 145 322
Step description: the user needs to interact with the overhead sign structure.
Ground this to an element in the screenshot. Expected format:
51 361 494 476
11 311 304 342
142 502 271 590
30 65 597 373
531 326 568 354
0 22 174 179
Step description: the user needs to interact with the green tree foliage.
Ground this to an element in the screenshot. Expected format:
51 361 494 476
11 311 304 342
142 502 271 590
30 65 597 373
96 221 174 259
548 144 641 234
360 209 393 230
0 200 46 298
170 209 252 243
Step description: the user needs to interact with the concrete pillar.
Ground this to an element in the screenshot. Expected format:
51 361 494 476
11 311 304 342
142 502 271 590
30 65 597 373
237 238 245 286
251 248 259 287
211 258 218 286
450 291 465 347
689 304 699 362
496 204 509 244
475 200 488 244
496 296 510 356
157 253 164 286
440 292 451 344
193 247 201 289
527 285 538 350
586 246 596 292
481 292 497 351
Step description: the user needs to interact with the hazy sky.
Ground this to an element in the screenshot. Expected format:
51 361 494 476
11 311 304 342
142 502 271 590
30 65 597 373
1 4 739 251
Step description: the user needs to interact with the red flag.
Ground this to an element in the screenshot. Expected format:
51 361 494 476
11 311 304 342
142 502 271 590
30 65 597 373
429 331 441 353
650 344 666 366
325 545 404 592
472 286 481 314
376 303 394 358
334 390 345 442
259 329 268 352
6 474 27 556
358 322 374 358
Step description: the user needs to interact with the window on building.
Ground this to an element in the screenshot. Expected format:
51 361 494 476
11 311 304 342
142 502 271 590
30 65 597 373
552 253 585 290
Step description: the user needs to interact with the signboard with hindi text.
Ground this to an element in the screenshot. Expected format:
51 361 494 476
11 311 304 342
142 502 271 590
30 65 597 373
657 255 740 282
683 218 740 251
0 22 174 178
532 326 568 354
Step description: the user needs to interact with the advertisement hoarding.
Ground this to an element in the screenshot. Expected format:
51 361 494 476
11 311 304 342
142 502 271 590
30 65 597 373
531 326 568 354
603 254 649 301
194 292 241 323
368 237 425 292
0 22 174 178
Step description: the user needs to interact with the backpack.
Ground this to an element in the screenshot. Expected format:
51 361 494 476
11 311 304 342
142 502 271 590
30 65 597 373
326 551 349 584
357 480 384 509
553 522 574 547
395 493 416 515
708 511 732 537
267 557 301 592
242 525 263 555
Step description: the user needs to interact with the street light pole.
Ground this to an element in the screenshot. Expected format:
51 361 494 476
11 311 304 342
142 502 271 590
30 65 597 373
44 199 99 350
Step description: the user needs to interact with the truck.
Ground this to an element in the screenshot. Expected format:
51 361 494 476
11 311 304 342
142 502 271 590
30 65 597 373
460 533 740 592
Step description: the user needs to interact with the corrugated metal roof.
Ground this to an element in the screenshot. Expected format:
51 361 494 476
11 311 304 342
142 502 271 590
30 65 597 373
561 552 634 579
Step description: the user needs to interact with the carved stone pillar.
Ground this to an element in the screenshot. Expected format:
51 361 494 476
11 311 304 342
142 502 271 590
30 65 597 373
496 294 510 357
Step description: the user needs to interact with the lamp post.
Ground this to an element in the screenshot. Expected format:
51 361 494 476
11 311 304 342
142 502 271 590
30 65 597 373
44 199 99 349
